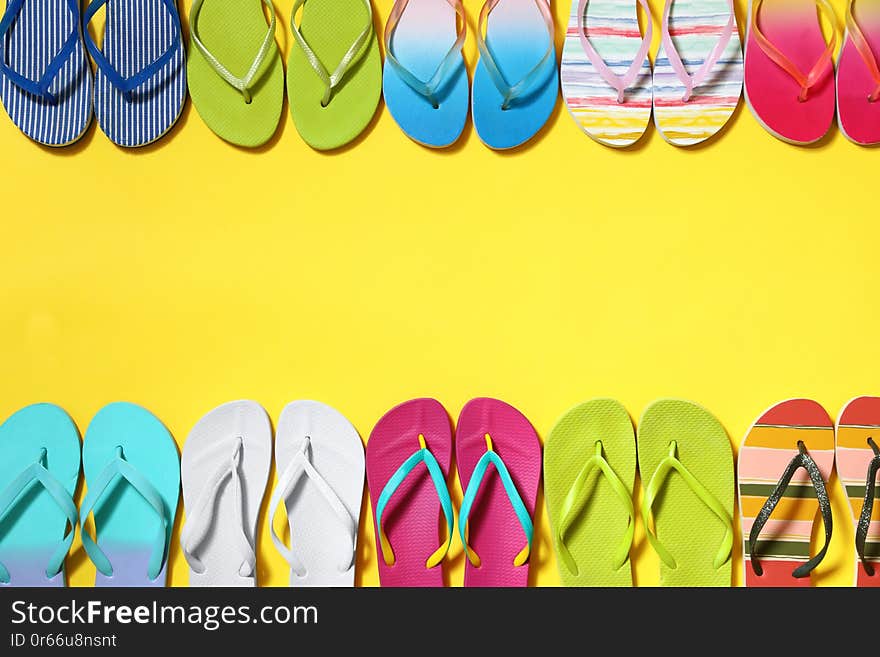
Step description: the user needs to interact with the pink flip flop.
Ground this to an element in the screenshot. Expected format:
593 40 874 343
366 398 453 587
837 0 880 145
456 398 541 587
744 0 838 144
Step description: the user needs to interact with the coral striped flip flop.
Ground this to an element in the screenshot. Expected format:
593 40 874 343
366 398 453 587
744 0 838 144
82 0 186 147
652 0 743 146
739 399 835 587
835 397 880 587
456 398 541 587
0 0 93 146
836 0 880 145
561 0 653 147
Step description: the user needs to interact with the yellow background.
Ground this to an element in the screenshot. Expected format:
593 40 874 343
0 0 872 587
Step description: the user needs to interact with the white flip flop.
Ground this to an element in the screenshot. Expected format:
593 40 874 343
268 400 365 587
180 400 272 587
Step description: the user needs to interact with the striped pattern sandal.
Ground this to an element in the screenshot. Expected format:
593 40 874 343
83 0 186 147
739 399 835 587
652 0 742 146
0 0 93 146
561 0 653 148
835 397 880 587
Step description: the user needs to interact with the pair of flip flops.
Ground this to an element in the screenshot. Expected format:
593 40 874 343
0 0 185 147
366 397 541 586
745 0 880 145
0 402 179 587
188 0 380 149
180 400 364 586
561 0 743 147
740 397 880 587
545 398 735 586
383 0 558 149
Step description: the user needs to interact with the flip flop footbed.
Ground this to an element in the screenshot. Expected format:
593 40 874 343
560 0 652 147
181 400 271 586
653 0 743 146
738 399 834 587
0 404 80 587
837 19 880 145
273 400 364 586
544 399 635 587
456 398 541 587
0 0 92 146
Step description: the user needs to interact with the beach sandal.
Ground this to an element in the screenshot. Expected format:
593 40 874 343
652 0 743 145
188 0 284 146
561 0 653 147
836 0 880 145
0 404 80 587
79 402 180 587
739 399 835 587
0 0 93 145
269 400 365 586
382 0 469 147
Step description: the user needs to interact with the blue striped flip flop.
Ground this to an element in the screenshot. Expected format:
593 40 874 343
0 0 93 146
82 0 185 147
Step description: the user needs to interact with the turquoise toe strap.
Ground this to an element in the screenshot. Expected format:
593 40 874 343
79 447 170 581
0 449 78 583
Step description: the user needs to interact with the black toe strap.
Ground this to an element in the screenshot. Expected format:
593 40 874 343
855 437 880 576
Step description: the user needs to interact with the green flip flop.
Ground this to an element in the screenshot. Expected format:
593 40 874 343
544 399 636 587
188 0 285 147
638 399 735 587
287 0 381 150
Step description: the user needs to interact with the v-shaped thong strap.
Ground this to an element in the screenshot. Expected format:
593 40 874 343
844 0 880 102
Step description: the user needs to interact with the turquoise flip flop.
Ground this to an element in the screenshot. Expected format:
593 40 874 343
79 402 180 587
0 404 80 587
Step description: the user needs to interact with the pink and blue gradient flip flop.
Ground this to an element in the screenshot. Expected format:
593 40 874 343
367 398 453 587
79 402 180 587
837 0 880 145
456 398 541 587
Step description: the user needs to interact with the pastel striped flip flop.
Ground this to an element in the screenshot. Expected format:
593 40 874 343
652 0 742 146
82 0 186 147
744 0 838 144
836 0 880 145
738 399 835 587
0 404 80 587
472 0 558 149
366 398 453 587
0 0 93 146
456 398 541 587
638 399 734 586
835 397 880 587
79 402 180 587
561 0 653 147
544 399 636 587
382 0 469 148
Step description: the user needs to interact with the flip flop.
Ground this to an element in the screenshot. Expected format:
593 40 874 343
836 0 880 145
0 404 79 587
652 0 743 146
0 0 93 146
560 0 653 147
835 397 880 587
366 398 453 587
456 398 541 587
79 402 180 587
638 399 734 587
382 0 468 148
287 0 381 150
268 400 365 587
82 0 186 147
472 0 558 149
744 0 838 144
544 399 636 587
180 400 272 586
738 399 835 587
188 0 284 147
